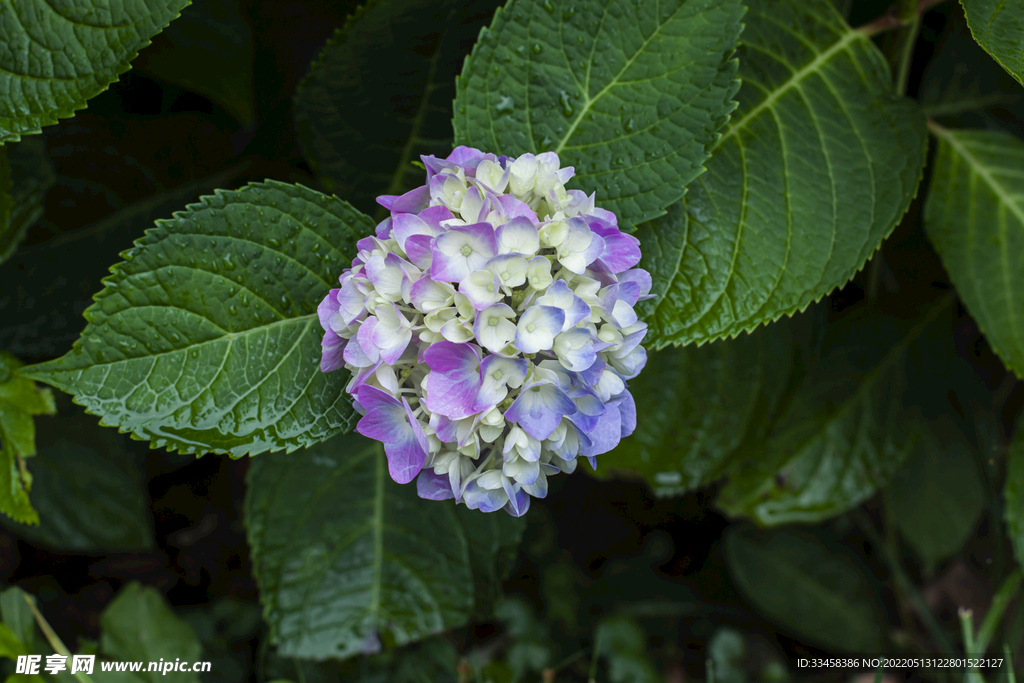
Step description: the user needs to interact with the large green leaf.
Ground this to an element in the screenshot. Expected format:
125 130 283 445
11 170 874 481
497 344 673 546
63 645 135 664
641 0 928 347
0 0 191 143
1 137 56 265
453 0 744 231
294 0 501 217
924 126 1024 378
0 403 153 552
132 0 255 125
716 296 953 525
20 181 373 456
961 0 1024 86
244 433 525 660
0 352 56 525
100 583 203 683
887 417 985 574
724 525 885 652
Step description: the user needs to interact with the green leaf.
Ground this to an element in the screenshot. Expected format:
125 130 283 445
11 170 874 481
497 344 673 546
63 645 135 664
0 353 56 525
0 403 154 552
99 583 203 683
294 0 502 216
961 0 1024 86
1 137 56 265
20 181 373 456
0 588 37 652
595 281 801 495
244 433 525 660
453 0 744 231
716 296 953 525
924 126 1024 378
642 0 928 347
0 0 191 143
0 623 27 658
724 525 885 652
132 0 255 125
887 418 985 574
1004 421 1024 567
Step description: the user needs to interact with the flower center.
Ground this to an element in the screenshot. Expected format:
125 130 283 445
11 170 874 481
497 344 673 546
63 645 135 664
488 317 499 326
526 323 536 332
460 245 473 257
492 370 503 380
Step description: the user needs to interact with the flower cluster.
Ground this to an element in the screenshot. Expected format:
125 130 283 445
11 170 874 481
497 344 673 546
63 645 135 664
318 147 650 516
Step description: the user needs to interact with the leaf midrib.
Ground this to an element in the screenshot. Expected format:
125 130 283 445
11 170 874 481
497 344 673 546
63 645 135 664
552 1 691 155
712 28 862 152
24 313 317 374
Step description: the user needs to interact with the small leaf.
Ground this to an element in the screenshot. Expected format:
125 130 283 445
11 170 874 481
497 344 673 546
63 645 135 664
0 137 56 265
724 525 885 652
0 353 56 525
100 583 203 683
294 0 502 216
716 296 953 525
0 404 154 552
0 0 192 143
888 417 985 574
961 0 1024 86
20 181 374 456
644 0 928 347
244 433 524 660
924 126 1024 378
0 623 27 658
133 0 256 125
0 588 37 652
453 0 745 231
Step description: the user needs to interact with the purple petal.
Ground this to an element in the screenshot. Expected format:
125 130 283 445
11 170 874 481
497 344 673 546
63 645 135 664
377 185 430 213
473 354 529 411
375 217 393 238
430 223 498 283
320 329 347 372
505 382 576 440
404 234 434 270
495 194 539 223
318 289 341 332
393 213 437 252
590 224 641 274
579 402 623 458
613 391 637 438
423 341 483 419
619 268 654 301
418 205 455 230
503 479 530 517
463 480 508 513
356 386 428 484
416 469 455 501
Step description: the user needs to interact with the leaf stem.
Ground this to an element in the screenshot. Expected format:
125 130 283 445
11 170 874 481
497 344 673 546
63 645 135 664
976 569 1023 655
858 0 951 37
23 593 93 683
895 15 922 96
587 627 603 683
854 510 958 655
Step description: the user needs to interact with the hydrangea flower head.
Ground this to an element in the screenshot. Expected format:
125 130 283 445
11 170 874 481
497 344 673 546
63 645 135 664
318 147 651 516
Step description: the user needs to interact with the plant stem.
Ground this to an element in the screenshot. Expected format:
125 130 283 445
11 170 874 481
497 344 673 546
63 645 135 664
23 593 94 683
588 627 604 683
895 15 922 96
854 510 958 655
976 569 1024 655
858 0 952 37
